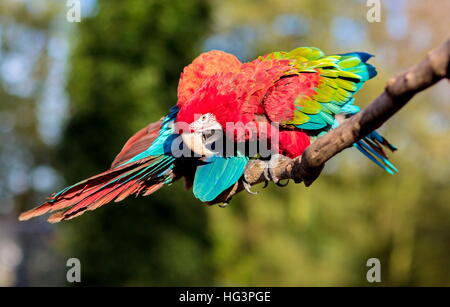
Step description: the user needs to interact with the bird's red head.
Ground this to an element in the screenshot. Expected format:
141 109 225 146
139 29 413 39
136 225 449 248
175 74 251 157
175 75 242 134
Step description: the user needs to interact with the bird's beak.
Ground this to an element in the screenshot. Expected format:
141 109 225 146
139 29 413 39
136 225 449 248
181 132 216 157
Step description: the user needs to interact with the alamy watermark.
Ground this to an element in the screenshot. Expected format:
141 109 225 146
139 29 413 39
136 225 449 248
366 257 381 283
63 256 381 284
366 0 382 23
66 257 81 283
66 0 81 23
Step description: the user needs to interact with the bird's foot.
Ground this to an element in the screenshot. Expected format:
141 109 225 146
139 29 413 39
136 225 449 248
243 177 259 195
263 154 290 187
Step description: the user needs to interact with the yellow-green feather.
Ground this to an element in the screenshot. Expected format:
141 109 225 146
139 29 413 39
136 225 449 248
262 47 377 131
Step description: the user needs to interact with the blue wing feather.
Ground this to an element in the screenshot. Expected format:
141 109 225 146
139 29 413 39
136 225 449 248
193 155 248 202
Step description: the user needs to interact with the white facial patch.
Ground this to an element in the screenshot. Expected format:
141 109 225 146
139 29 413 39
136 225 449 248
189 113 221 132
181 113 224 157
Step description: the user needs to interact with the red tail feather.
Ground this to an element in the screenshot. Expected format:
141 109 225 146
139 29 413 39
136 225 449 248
19 157 172 223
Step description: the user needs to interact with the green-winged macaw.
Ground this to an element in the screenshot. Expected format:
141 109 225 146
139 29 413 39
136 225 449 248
20 47 397 223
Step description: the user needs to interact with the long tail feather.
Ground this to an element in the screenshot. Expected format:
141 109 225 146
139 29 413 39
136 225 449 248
20 105 181 223
19 156 174 223
354 131 398 174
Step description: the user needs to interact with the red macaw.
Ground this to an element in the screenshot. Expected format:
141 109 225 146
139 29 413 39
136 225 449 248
19 48 397 223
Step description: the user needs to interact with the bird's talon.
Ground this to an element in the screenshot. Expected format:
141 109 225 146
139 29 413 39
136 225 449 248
263 167 271 182
275 179 289 187
243 180 258 195
271 174 280 184
261 154 289 185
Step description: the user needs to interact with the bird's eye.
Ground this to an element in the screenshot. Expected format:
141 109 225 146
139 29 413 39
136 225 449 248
200 115 207 121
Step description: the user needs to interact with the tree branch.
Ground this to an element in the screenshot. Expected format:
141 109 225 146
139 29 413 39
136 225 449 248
210 38 450 205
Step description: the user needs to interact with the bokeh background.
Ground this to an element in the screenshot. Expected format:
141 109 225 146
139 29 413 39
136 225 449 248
0 0 449 286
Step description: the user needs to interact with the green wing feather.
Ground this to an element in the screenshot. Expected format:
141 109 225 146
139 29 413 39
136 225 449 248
267 47 377 131
262 48 397 175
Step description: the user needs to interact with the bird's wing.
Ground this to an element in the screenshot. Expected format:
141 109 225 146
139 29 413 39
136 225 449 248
111 120 163 168
19 107 180 223
262 47 377 131
262 47 397 173
193 154 249 202
19 156 174 223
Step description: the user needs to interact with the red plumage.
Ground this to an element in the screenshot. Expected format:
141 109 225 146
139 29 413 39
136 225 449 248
176 54 312 157
177 50 242 106
263 74 320 123
278 130 310 158
111 120 163 167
